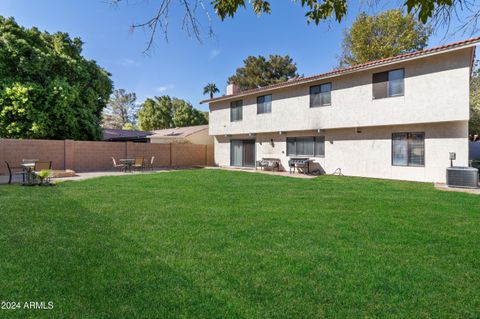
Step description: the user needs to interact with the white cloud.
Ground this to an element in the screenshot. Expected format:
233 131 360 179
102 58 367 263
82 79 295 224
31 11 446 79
209 49 220 59
155 84 175 93
119 58 139 67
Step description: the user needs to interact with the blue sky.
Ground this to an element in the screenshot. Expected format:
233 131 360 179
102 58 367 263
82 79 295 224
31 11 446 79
0 0 477 112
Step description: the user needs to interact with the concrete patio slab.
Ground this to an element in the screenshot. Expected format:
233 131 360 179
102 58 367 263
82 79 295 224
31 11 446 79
206 166 318 179
434 183 480 195
0 168 190 184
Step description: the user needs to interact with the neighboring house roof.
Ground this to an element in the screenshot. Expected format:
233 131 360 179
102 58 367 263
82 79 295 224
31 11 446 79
147 125 209 139
103 129 152 142
200 36 480 104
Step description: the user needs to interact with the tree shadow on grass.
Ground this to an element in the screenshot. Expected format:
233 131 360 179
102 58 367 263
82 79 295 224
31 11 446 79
0 185 244 319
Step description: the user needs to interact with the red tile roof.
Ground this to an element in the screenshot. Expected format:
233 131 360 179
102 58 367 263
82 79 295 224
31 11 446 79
201 36 480 104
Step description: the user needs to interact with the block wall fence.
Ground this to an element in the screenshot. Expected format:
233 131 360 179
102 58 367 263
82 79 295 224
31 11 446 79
0 138 214 175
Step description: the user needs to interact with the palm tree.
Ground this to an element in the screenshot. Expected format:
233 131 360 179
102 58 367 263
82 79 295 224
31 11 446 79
203 83 220 99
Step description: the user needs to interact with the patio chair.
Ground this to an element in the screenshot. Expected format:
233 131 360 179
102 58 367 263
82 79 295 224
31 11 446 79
145 156 155 170
132 157 145 171
22 159 38 164
112 157 125 171
4 161 26 184
33 162 52 173
34 161 52 172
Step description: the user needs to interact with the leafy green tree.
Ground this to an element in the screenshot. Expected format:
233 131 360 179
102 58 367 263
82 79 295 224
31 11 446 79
122 122 138 130
203 83 220 99
212 0 462 25
172 99 208 127
138 96 207 131
115 0 463 26
0 16 112 140
339 10 431 67
470 61 480 137
102 89 138 129
138 97 172 131
228 55 298 90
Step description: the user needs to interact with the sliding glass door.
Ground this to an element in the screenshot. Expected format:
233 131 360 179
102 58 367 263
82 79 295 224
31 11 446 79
230 140 243 166
230 140 255 167
243 140 255 167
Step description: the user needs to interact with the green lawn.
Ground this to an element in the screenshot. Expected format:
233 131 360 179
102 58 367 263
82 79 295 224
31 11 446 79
0 169 479 318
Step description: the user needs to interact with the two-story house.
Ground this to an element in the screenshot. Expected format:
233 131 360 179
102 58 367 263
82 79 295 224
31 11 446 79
202 37 479 183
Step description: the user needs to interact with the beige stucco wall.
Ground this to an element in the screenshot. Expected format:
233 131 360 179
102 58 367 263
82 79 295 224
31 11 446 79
186 131 214 144
149 129 213 145
209 48 472 136
214 121 469 183
149 137 185 144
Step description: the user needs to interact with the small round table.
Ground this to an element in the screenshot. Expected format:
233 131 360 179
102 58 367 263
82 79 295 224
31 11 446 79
119 159 135 172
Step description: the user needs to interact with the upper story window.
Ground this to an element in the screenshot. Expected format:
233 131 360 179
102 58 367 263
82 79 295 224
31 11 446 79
373 68 405 99
287 136 325 157
392 132 425 166
257 95 272 114
230 100 243 122
310 83 332 107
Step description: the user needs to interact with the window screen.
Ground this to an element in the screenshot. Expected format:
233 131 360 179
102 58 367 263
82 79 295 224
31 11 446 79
408 132 425 166
392 133 408 166
388 69 405 97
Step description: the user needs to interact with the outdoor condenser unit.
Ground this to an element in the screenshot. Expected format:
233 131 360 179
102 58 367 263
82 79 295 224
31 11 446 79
446 152 479 188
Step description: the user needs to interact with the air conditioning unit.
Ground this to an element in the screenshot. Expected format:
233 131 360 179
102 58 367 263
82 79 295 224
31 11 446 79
446 167 479 188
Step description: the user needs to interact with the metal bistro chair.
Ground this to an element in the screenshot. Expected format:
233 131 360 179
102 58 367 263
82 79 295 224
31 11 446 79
4 161 26 184
132 157 145 171
34 161 52 171
22 159 38 164
112 157 125 171
145 156 155 170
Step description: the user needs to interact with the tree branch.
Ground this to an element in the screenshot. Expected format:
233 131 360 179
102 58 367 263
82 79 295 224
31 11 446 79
111 0 480 54
112 0 212 53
